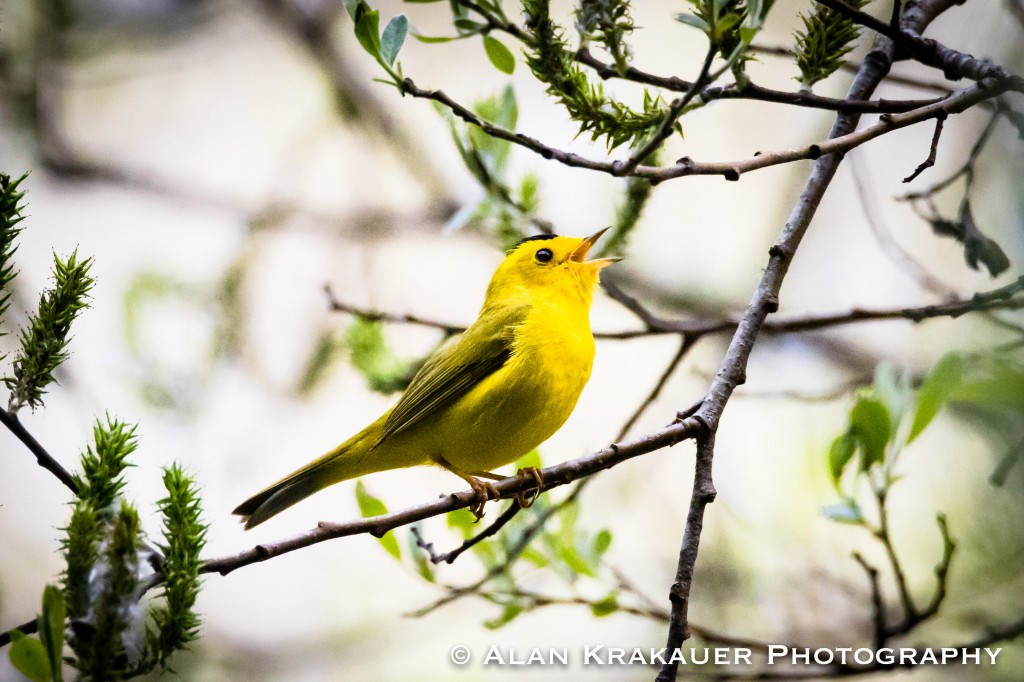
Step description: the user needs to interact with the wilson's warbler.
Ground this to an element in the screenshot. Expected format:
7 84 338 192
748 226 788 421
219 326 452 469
233 229 618 528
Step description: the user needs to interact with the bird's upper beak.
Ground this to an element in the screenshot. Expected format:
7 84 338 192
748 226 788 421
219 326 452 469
570 227 622 269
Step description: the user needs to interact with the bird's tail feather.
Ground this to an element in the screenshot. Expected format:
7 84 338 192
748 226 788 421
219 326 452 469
233 421 384 529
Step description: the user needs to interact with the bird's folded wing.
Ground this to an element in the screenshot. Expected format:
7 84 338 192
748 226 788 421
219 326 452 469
380 302 528 442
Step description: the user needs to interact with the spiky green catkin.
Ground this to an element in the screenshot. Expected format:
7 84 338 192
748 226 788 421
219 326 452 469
148 465 206 666
62 502 101 622
601 149 661 258
6 250 94 412
74 417 139 510
575 0 635 75
523 0 663 150
0 172 27 328
83 501 142 681
794 0 871 90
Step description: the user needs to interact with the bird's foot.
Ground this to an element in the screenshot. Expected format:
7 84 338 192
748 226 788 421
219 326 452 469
465 475 500 521
514 467 544 508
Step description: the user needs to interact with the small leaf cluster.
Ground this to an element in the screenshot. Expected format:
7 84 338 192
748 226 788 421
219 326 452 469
442 86 543 247
600 147 660 258
793 0 870 92
346 317 424 394
825 356 956 521
409 1 517 74
5 250 95 413
925 199 1010 277
8 586 65 682
575 0 635 76
674 0 775 83
523 0 666 150
357 451 620 629
825 348 1024 523
345 0 409 86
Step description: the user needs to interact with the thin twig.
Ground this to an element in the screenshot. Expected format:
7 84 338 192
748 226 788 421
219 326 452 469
615 336 692 441
398 75 1011 183
902 113 946 182
852 552 886 648
412 499 523 565
657 433 716 682
576 48 943 114
815 0 1024 91
0 618 38 648
406 483 588 617
748 44 955 94
0 406 79 495
613 44 718 176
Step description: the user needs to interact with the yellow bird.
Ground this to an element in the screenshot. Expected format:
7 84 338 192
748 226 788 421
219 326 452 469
233 229 618 528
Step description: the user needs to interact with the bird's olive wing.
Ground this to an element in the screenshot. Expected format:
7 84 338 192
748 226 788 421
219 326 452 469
379 303 526 442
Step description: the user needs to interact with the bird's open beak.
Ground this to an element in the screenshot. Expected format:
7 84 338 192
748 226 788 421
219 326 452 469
571 227 622 269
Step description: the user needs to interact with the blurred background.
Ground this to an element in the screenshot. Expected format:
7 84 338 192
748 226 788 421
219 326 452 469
0 0 1022 679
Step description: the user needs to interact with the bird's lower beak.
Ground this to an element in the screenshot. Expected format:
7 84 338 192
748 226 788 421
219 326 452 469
571 227 622 269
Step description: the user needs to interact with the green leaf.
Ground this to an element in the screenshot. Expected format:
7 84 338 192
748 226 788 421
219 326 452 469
675 13 710 33
355 481 401 560
484 603 524 630
872 361 912 424
908 353 963 443
447 507 477 538
39 585 65 682
714 12 742 39
380 14 409 66
483 35 515 74
353 3 382 59
820 502 863 525
592 528 612 559
412 32 467 43
407 524 435 582
591 593 619 617
8 630 51 682
828 432 856 486
453 18 484 32
850 395 891 470
558 545 595 577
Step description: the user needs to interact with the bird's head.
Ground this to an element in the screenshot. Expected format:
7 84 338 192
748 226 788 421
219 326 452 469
484 228 620 307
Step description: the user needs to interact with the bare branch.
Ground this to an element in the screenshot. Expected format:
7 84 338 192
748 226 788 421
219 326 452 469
411 499 523 565
902 112 946 182
0 406 79 495
656 433 716 682
398 75 1011 183
201 421 703 577
657 2 964 674
852 552 887 648
576 48 944 114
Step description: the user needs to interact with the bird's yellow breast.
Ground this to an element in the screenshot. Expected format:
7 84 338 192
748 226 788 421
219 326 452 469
404 297 595 473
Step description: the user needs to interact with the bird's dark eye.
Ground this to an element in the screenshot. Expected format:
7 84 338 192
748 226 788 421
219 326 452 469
535 248 553 263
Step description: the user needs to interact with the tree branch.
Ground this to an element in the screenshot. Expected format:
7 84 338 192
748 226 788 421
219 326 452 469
816 0 1024 91
0 406 79 495
200 420 703 577
575 48 944 114
397 75 1011 183
656 2 964 677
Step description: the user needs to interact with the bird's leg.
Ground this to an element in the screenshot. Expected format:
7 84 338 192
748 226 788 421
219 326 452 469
514 467 544 508
436 457 500 521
